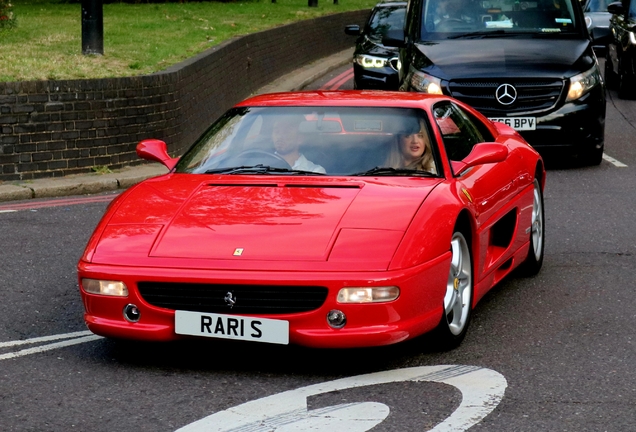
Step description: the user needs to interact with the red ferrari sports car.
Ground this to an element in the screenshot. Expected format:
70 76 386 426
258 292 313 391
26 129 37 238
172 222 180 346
78 91 545 349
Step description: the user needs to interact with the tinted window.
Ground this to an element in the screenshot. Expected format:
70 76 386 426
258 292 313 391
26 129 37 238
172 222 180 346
367 6 407 42
584 0 609 12
420 0 579 38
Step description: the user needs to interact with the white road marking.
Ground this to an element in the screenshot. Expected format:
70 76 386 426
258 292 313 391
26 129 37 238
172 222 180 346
0 210 17 213
603 153 628 167
0 330 93 348
176 365 507 432
0 331 102 361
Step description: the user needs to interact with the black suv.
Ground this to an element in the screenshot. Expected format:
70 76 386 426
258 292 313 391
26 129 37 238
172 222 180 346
386 0 607 164
345 0 407 90
605 0 636 98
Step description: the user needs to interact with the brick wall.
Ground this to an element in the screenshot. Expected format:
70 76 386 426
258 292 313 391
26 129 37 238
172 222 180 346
0 10 369 181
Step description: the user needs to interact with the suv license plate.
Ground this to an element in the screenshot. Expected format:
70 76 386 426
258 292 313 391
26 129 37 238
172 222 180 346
175 310 289 345
489 117 536 131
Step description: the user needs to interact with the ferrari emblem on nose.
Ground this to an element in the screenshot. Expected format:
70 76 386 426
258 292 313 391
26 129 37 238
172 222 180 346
224 292 236 308
233 248 244 256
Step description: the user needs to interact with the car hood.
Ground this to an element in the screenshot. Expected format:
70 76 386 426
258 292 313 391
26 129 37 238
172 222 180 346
91 175 439 269
357 36 399 58
414 38 594 79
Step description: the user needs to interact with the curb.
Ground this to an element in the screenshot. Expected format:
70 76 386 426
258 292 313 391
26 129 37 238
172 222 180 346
0 48 353 204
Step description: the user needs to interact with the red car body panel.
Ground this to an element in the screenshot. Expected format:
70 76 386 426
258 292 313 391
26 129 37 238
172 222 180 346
77 91 545 348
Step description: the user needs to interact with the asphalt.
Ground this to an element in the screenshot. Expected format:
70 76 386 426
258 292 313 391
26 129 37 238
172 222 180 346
0 48 354 203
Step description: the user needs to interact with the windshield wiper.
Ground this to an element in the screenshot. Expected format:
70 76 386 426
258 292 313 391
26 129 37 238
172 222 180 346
447 30 531 39
351 167 436 177
205 165 325 175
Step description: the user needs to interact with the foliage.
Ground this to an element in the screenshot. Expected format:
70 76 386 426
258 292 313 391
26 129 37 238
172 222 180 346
0 0 16 29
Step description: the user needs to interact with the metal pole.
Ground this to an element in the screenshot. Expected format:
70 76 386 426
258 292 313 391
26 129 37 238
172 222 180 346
81 0 104 55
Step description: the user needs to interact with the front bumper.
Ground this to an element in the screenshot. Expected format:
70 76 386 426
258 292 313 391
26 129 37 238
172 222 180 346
514 85 606 155
353 64 400 91
77 254 450 348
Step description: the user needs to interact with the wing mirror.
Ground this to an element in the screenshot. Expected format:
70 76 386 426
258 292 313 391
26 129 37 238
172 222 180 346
344 25 361 36
136 139 179 170
607 1 624 14
451 142 508 176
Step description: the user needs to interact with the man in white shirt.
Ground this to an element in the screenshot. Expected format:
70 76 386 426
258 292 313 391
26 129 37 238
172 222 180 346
272 116 326 174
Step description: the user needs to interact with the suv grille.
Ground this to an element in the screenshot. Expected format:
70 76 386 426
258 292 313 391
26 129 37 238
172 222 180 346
447 79 564 115
137 282 328 314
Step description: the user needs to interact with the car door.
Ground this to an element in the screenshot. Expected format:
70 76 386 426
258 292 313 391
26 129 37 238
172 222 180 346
608 0 634 75
432 101 519 280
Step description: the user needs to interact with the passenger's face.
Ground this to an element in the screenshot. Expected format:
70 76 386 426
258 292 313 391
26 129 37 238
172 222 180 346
399 131 426 163
272 120 300 156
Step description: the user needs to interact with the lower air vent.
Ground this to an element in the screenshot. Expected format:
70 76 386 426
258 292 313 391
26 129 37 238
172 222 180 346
137 282 328 314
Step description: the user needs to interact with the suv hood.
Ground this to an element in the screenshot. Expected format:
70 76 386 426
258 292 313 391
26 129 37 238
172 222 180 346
415 38 594 79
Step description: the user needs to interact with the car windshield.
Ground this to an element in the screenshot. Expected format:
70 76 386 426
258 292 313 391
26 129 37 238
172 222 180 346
420 0 580 39
367 5 407 42
175 106 440 177
584 0 609 12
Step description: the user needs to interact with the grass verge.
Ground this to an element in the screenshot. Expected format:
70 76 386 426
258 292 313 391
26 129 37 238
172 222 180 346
0 0 374 82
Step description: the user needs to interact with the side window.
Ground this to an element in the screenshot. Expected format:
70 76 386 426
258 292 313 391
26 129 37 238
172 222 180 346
432 102 484 161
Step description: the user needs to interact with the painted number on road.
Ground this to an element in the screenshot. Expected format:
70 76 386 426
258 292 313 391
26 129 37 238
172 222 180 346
176 364 507 432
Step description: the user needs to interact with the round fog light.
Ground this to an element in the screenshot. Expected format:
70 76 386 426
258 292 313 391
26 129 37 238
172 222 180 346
327 309 347 329
123 304 140 323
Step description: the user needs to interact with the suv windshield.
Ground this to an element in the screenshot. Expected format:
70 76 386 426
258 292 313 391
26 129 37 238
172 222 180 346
420 0 580 38
367 5 407 43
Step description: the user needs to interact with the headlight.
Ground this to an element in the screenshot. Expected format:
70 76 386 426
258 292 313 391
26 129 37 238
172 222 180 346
337 286 400 303
355 54 388 68
82 278 128 296
409 69 443 94
566 65 601 102
630 31 636 45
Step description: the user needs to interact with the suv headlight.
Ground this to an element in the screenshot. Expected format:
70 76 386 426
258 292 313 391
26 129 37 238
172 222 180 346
409 69 443 94
566 64 601 102
355 54 388 68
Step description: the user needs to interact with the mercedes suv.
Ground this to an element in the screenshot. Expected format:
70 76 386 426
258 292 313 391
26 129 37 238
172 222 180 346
386 0 607 164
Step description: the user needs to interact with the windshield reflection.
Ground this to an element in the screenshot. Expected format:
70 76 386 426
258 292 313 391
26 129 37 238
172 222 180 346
174 106 441 177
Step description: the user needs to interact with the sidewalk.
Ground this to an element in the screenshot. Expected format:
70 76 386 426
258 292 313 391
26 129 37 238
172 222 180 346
0 48 354 203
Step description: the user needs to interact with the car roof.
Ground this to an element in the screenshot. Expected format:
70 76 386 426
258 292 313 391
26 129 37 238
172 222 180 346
235 91 447 109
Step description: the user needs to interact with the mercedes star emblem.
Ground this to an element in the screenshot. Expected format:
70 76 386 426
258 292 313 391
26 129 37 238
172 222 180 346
495 83 517 106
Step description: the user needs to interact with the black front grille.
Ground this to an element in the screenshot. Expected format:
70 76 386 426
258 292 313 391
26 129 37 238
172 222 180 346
447 79 564 115
137 282 328 314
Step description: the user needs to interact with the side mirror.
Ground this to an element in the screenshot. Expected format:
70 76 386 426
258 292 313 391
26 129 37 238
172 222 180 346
607 1 624 14
451 142 508 176
382 29 406 48
136 139 179 171
344 25 361 36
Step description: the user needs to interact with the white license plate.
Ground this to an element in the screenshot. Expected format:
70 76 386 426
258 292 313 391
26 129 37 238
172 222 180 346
489 117 536 131
175 310 289 345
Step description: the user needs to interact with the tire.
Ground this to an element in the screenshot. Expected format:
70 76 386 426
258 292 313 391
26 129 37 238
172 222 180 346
435 229 474 349
517 179 545 277
618 59 636 99
581 145 604 166
604 56 616 89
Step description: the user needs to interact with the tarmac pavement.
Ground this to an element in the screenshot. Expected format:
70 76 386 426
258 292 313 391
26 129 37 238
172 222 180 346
0 48 354 203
